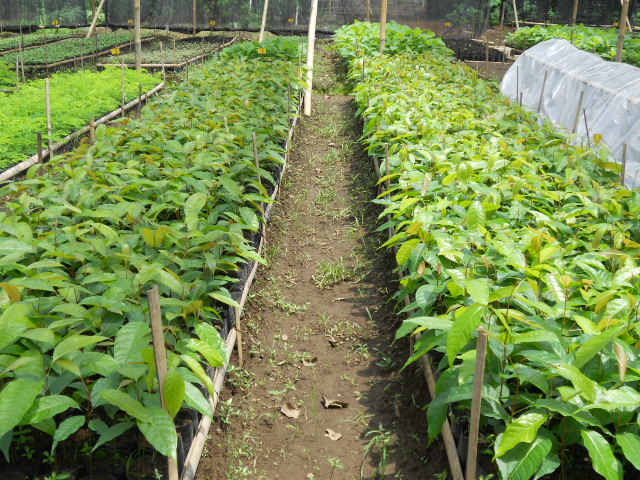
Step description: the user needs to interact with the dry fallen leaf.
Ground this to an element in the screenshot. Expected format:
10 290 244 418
280 402 301 419
322 395 349 409
326 335 339 347
302 356 318 367
325 428 342 441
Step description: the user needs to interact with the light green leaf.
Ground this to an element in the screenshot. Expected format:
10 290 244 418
163 369 186 419
209 291 240 309
52 415 84 452
446 304 485 366
496 412 547 457
184 382 213 418
89 420 133 452
137 406 177 459
466 278 490 305
415 284 441 311
184 192 207 231
23 395 79 424
466 201 485 230
616 432 640 470
574 326 624 369
53 334 107 361
114 322 151 365
98 389 152 423
581 430 623 480
0 238 34 254
396 239 421 266
0 379 42 438
553 363 600 403
496 433 553 480
180 354 215 396
155 269 185 296
195 322 227 364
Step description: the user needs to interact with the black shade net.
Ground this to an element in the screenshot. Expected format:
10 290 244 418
102 0 493 38
0 0 87 28
503 0 638 26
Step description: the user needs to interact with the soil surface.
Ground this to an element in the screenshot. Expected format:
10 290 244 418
196 43 449 480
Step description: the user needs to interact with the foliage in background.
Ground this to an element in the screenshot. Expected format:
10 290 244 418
2 32 152 65
0 61 14 89
334 21 451 61
0 37 302 464
101 39 222 65
221 35 304 60
0 68 159 168
0 28 82 53
337 22 640 480
506 25 640 66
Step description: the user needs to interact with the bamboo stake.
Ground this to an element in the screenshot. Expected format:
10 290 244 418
571 0 579 26
138 84 143 115
572 91 584 133
134 0 142 71
620 0 632 29
37 133 43 163
537 70 548 113
160 42 166 84
511 0 520 29
86 0 107 38
465 329 488 480
121 58 126 117
15 57 19 89
45 78 53 154
583 108 591 148
147 286 180 480
192 0 197 36
259 0 270 42
621 143 628 185
379 0 388 54
303 0 319 116
616 0 630 62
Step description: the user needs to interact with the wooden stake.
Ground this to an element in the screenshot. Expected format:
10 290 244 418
616 0 630 62
259 0 270 42
45 78 53 154
138 83 143 115
621 143 628 185
303 0 319 116
537 70 548 113
147 286 180 480
466 329 489 480
121 58 126 117
252 132 260 181
134 0 142 71
86 0 107 38
582 108 591 148
379 0 388 54
193 0 197 36
384 144 390 191
572 91 584 133
89 120 96 141
37 133 43 163
15 57 19 89
571 0 579 26
160 42 166 84
511 0 520 29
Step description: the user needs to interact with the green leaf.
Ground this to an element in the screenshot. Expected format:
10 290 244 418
219 176 242 202
163 368 186 419
446 304 485 365
180 354 215 396
52 415 84 453
466 278 490 305
99 389 152 423
496 433 553 480
89 420 133 452
137 406 177 459
53 334 107 361
396 239 421 266
0 238 34 254
195 322 227 364
0 379 42 438
616 432 640 470
496 412 547 457
184 382 212 418
209 291 240 309
553 363 600 403
155 269 185 296
580 430 623 480
415 284 442 311
466 201 485 229
23 395 79 424
184 192 207 231
573 326 624 369
114 322 151 365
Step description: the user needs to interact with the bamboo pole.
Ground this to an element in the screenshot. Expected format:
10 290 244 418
621 143 628 185
571 0 579 26
86 0 107 38
45 78 53 154
537 70 548 113
616 0 630 62
379 0 388 54
511 0 520 29
192 0 197 36
259 0 270 43
465 329 489 480
303 0 319 116
572 91 585 133
147 286 180 480
121 58 126 117
37 133 43 163
134 0 142 71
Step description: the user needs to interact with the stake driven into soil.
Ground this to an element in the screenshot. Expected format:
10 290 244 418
198 43 448 480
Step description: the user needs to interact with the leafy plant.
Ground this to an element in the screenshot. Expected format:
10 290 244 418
0 61 14 89
221 36 304 60
337 22 640 480
0 28 82 53
0 46 301 464
506 25 640 66
101 39 224 65
0 68 159 169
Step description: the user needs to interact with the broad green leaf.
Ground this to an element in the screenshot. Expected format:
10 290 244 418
573 326 624 369
496 432 553 480
184 382 213 418
99 389 152 423
184 192 207 231
155 269 185 296
544 273 567 304
209 291 240 309
0 238 34 254
137 406 177 460
396 239 420 266
52 415 84 453
180 354 215 396
89 420 133 452
553 363 599 403
496 412 547 457
195 322 227 364
53 334 107 361
185 338 224 367
142 228 166 248
23 395 79 424
163 368 186 419
114 322 151 365
466 201 485 230
415 284 441 311
446 304 485 366
616 432 640 470
0 379 42 438
580 430 623 480
466 278 490 305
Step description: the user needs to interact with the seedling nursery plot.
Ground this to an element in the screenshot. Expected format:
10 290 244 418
0 2 639 480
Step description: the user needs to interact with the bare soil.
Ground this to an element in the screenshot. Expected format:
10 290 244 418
196 44 449 480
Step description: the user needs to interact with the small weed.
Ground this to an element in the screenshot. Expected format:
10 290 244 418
328 457 345 479
315 187 337 208
361 425 395 479
218 398 239 428
227 365 255 392
313 258 355 289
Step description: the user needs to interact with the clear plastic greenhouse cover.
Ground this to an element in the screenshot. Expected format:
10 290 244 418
501 39 640 188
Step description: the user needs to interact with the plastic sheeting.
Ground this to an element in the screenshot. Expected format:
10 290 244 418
501 39 640 188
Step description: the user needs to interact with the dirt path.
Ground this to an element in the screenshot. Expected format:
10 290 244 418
198 44 448 480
